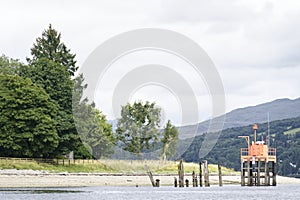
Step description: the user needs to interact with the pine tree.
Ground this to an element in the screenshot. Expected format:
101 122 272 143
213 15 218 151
28 24 78 76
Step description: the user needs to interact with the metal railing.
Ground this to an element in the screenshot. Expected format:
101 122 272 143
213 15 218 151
241 148 249 156
268 148 276 156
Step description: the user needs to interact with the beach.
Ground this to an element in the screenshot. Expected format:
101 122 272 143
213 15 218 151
0 169 299 187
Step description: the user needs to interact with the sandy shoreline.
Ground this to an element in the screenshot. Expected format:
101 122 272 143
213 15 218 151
0 170 299 187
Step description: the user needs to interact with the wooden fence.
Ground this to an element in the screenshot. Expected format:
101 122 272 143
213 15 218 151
0 157 96 166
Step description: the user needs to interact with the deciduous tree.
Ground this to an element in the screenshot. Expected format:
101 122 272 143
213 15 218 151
0 74 58 157
116 101 161 156
161 120 179 161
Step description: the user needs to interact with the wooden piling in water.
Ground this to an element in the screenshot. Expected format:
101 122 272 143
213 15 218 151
178 159 184 187
272 161 276 186
257 158 261 186
199 162 203 187
145 165 156 187
203 160 210 187
192 171 198 187
264 158 269 186
218 163 223 187
241 160 245 186
185 179 189 187
195 174 198 187
247 158 251 186
174 177 178 187
155 179 160 187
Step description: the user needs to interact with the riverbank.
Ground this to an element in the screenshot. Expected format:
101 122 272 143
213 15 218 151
0 169 299 187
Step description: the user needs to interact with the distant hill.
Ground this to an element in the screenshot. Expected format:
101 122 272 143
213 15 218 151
179 97 300 138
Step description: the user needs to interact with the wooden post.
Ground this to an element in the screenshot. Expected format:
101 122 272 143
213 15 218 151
145 165 156 187
192 171 198 187
272 161 276 186
155 179 160 187
199 162 203 187
250 159 253 186
195 174 198 187
203 160 210 187
257 158 261 186
185 179 189 187
178 159 184 187
247 158 251 186
218 163 223 187
174 177 178 187
265 160 270 186
241 160 245 186
192 171 195 187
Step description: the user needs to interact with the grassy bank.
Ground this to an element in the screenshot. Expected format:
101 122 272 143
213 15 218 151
0 158 237 174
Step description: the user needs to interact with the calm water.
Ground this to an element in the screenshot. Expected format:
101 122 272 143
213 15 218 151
1 185 299 200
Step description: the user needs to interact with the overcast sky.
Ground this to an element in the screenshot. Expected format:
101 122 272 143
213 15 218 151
1 0 300 126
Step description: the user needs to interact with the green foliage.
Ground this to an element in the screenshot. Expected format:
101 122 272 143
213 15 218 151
20 25 82 156
72 73 115 159
161 120 179 161
116 101 161 155
28 24 78 76
19 58 80 156
0 26 115 160
0 54 23 75
20 58 73 111
73 103 115 159
0 74 58 157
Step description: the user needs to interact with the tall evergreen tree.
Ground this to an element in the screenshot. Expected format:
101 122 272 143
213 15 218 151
27 24 78 76
22 25 115 157
21 25 80 155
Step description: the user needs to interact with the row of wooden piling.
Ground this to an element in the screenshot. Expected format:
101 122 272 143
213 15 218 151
175 159 221 187
146 159 223 187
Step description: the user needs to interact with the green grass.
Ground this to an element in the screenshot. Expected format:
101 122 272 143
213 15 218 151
0 159 237 174
283 127 300 135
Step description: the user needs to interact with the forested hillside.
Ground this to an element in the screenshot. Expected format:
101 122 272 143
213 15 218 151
180 116 300 177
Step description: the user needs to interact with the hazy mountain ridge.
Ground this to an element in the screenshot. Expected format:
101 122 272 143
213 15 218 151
179 97 300 138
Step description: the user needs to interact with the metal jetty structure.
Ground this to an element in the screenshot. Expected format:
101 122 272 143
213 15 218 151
239 124 276 186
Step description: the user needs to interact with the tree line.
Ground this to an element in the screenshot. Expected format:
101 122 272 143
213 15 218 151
0 25 179 160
